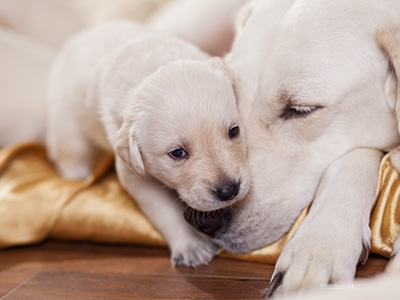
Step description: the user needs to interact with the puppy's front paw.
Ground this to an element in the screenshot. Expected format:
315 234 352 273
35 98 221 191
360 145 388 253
170 231 219 267
266 223 369 297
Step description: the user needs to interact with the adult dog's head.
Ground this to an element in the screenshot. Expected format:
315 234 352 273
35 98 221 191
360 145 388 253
185 0 400 252
115 58 251 212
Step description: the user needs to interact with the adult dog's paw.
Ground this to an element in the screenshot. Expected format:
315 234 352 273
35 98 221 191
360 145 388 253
170 232 219 267
266 226 369 298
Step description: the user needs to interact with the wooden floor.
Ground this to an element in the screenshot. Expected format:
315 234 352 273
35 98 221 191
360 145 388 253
0 240 389 300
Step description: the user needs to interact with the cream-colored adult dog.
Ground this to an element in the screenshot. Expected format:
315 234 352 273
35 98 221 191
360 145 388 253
184 0 400 296
46 20 250 267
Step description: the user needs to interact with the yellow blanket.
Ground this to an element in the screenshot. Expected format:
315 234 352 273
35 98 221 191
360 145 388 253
0 142 399 264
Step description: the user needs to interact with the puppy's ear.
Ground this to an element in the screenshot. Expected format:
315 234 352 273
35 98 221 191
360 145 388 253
377 26 400 131
207 57 233 81
115 121 145 178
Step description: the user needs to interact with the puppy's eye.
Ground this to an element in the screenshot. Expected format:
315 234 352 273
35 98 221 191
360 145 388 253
280 105 322 120
169 148 188 159
228 126 240 139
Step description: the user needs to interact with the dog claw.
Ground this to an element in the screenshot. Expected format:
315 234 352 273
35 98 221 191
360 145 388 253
172 254 184 267
266 272 284 298
359 242 370 265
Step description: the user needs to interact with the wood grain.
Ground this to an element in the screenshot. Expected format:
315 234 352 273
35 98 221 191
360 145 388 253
0 240 389 299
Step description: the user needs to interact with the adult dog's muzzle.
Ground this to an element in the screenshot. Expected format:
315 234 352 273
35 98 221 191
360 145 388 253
183 206 232 238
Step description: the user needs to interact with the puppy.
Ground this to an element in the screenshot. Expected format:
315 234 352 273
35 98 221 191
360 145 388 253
183 0 400 294
46 20 250 267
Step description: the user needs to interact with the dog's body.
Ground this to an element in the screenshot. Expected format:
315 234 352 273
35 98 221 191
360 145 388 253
147 0 249 57
46 20 250 266
184 0 400 295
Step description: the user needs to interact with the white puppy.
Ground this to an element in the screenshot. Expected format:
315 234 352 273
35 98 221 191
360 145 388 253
46 20 250 267
183 0 400 295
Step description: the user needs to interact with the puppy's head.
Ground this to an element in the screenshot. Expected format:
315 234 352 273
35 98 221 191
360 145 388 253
116 58 250 211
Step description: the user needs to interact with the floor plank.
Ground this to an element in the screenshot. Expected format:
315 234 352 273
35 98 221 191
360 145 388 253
3 270 267 300
0 240 389 300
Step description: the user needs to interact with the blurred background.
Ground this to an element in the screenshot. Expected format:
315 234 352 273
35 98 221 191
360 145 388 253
0 0 249 146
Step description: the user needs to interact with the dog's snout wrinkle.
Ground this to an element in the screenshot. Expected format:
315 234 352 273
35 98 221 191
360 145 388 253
183 206 232 238
214 180 240 201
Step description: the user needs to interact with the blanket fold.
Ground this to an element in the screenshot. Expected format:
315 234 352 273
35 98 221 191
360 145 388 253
0 142 398 263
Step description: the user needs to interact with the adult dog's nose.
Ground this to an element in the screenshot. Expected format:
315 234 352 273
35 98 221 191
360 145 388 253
184 207 231 238
214 180 240 201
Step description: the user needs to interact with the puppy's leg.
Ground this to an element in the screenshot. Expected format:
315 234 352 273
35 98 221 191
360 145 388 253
115 157 218 267
47 105 94 180
268 148 383 297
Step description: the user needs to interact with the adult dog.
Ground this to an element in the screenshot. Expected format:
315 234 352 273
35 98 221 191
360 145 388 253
184 0 400 295
46 21 250 267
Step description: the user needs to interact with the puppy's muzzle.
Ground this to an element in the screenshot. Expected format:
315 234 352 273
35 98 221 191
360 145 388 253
183 206 232 238
213 180 240 201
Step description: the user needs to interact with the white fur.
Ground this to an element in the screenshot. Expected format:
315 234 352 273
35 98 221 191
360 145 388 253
46 20 251 266
209 0 400 295
72 0 169 23
274 254 400 300
147 0 249 56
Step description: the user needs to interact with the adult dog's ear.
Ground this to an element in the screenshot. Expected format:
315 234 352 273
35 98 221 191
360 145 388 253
377 26 400 131
235 1 254 34
115 121 145 178
377 26 400 172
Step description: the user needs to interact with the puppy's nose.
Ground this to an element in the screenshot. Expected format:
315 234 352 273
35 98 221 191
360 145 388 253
214 180 240 201
184 207 231 238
